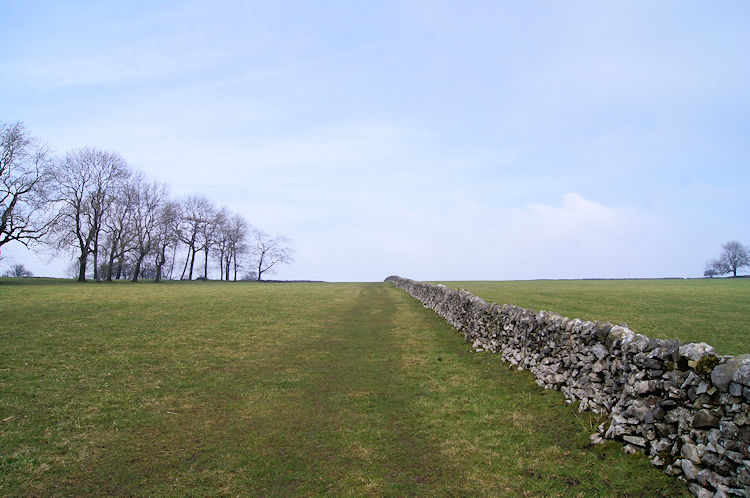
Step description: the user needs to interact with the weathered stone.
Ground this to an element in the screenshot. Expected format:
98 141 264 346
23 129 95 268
682 458 700 479
688 482 713 498
711 355 750 392
682 443 702 464
607 325 635 348
642 424 656 441
726 450 745 463
652 437 673 452
635 380 651 394
679 343 717 362
655 422 675 437
736 467 750 486
696 467 712 486
623 435 647 447
735 412 749 426
734 360 750 387
590 433 605 444
630 334 652 353
693 409 721 429
644 358 662 369
721 420 740 439
701 450 721 467
726 488 749 497
707 470 731 488
591 343 608 360
728 382 744 396
622 444 640 454
683 371 703 388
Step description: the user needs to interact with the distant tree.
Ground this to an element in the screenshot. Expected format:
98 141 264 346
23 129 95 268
1 121 54 252
703 261 722 278
129 173 167 282
250 229 293 281
197 199 217 280
215 209 250 281
177 194 213 280
240 270 258 281
3 263 33 278
706 240 750 277
49 148 129 281
102 170 135 281
153 200 180 282
226 213 250 281
214 207 230 280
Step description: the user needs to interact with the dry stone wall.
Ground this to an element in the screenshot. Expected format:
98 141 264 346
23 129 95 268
385 275 750 497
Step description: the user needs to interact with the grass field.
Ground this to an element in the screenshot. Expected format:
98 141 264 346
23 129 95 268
0 279 688 495
439 279 750 356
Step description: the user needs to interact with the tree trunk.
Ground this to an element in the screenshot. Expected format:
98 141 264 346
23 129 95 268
188 249 196 280
93 232 100 281
232 252 237 281
180 245 191 280
204 248 209 279
168 244 177 280
116 239 126 279
106 238 117 281
78 253 88 282
132 254 144 282
155 246 165 283
218 250 224 281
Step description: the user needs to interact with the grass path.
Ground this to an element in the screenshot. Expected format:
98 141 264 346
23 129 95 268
1 280 688 495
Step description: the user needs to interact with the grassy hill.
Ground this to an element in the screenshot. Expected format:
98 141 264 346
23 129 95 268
1 279 688 495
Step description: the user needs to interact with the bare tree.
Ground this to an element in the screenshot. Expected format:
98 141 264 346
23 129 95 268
704 260 722 278
250 229 293 281
1 121 54 252
49 147 128 281
214 207 230 280
197 200 217 280
707 240 750 278
215 209 250 281
227 212 249 281
153 200 180 282
102 170 135 281
3 263 33 278
177 194 213 280
129 173 167 282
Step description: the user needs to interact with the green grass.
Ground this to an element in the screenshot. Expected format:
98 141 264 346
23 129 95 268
437 279 750 356
0 279 687 495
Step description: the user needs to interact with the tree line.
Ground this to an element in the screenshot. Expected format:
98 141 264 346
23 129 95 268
1 120 292 282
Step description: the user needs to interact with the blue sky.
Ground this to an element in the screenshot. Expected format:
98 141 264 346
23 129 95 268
2 1 749 281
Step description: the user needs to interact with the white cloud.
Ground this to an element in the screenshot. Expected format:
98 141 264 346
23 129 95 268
275 192 690 282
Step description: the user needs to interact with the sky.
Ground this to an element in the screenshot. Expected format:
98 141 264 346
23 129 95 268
1 0 749 281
